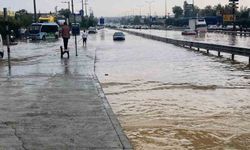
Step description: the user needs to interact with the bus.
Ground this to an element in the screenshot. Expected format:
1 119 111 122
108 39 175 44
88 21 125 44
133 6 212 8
29 23 59 40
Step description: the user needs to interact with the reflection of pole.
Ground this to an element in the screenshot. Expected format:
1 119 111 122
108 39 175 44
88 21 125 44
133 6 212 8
232 0 236 31
33 0 37 22
4 8 11 75
71 0 78 56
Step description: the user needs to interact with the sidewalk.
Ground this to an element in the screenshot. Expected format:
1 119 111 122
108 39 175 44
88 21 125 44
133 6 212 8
0 40 132 149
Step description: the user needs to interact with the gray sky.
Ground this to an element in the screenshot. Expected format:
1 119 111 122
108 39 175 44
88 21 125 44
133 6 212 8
0 0 250 17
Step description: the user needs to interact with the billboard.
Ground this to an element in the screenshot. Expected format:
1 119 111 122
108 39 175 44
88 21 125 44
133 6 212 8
223 15 235 22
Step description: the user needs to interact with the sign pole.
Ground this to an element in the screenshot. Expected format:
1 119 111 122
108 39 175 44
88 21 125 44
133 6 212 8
71 0 78 56
4 8 11 76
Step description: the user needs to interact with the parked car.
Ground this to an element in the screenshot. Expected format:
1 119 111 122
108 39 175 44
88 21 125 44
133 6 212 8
88 27 97 34
29 23 59 40
113 32 125 41
0 34 4 58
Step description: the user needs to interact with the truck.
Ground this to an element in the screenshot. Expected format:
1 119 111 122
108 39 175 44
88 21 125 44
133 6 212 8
189 18 207 33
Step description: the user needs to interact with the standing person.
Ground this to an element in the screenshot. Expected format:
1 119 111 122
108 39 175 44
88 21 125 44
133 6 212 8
61 22 70 50
82 30 88 47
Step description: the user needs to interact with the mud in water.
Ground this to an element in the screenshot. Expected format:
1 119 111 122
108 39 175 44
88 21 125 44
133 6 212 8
96 29 250 150
101 81 250 150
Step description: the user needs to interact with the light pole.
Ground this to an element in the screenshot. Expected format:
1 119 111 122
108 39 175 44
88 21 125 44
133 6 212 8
85 0 88 16
33 0 37 22
62 1 70 10
145 0 154 27
137 5 143 17
71 0 78 56
145 1 154 18
165 0 167 18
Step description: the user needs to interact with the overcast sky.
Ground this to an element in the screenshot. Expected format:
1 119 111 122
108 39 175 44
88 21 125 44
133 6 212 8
0 0 250 17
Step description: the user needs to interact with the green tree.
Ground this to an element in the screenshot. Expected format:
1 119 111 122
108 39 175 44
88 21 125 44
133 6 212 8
59 9 71 19
200 5 216 16
15 9 33 27
172 6 183 18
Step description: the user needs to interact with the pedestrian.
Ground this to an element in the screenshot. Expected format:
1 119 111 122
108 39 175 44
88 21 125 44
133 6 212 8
82 30 88 47
61 22 70 50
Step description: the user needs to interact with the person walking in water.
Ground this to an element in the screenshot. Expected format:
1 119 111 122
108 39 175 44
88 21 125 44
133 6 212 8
82 30 88 47
61 22 70 50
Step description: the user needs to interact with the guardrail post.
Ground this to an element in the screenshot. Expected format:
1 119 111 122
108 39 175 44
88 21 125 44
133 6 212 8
218 51 221 57
249 57 250 67
231 54 235 61
207 49 209 54
197 48 200 51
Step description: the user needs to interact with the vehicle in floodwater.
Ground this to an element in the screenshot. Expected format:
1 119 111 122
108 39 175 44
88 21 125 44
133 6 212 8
189 18 207 33
0 34 4 58
113 32 125 41
29 23 59 40
181 29 197 35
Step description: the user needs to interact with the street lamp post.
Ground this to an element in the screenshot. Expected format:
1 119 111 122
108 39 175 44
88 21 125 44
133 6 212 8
33 0 37 22
62 1 70 10
145 1 154 17
165 0 167 18
71 0 78 56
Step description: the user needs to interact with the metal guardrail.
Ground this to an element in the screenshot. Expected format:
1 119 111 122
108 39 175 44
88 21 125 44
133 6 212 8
208 30 250 37
119 29 250 65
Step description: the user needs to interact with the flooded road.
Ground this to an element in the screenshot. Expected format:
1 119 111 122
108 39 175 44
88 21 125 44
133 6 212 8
127 29 250 48
95 29 250 149
0 29 250 149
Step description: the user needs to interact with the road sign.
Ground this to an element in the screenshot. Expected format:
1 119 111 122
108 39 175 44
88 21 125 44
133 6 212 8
223 15 235 22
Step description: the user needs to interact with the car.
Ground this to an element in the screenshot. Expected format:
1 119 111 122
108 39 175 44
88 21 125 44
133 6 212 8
181 29 197 35
0 34 4 58
88 27 97 34
113 32 125 41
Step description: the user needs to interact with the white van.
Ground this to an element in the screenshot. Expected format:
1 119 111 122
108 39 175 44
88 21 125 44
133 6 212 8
29 23 59 40
0 34 4 58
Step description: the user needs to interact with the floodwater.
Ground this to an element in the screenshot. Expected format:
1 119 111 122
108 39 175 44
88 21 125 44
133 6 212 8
95 29 250 149
0 29 250 149
127 29 250 48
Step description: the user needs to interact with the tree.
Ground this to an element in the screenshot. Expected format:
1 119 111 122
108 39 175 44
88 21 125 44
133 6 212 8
59 9 71 19
200 5 216 17
15 9 33 27
172 6 183 18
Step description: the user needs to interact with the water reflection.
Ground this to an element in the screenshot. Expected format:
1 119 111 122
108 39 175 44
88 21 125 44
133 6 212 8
100 29 106 41
228 34 237 46
61 58 70 75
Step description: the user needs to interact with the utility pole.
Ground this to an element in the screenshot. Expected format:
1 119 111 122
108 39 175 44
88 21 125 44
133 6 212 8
81 0 84 23
85 0 88 16
71 0 78 56
165 0 167 18
33 0 37 22
4 8 11 75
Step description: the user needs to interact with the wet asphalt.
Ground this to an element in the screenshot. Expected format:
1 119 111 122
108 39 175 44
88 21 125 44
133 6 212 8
0 33 131 149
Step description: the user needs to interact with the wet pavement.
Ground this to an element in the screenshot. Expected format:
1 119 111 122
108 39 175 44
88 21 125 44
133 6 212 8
0 36 131 149
95 29 250 149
